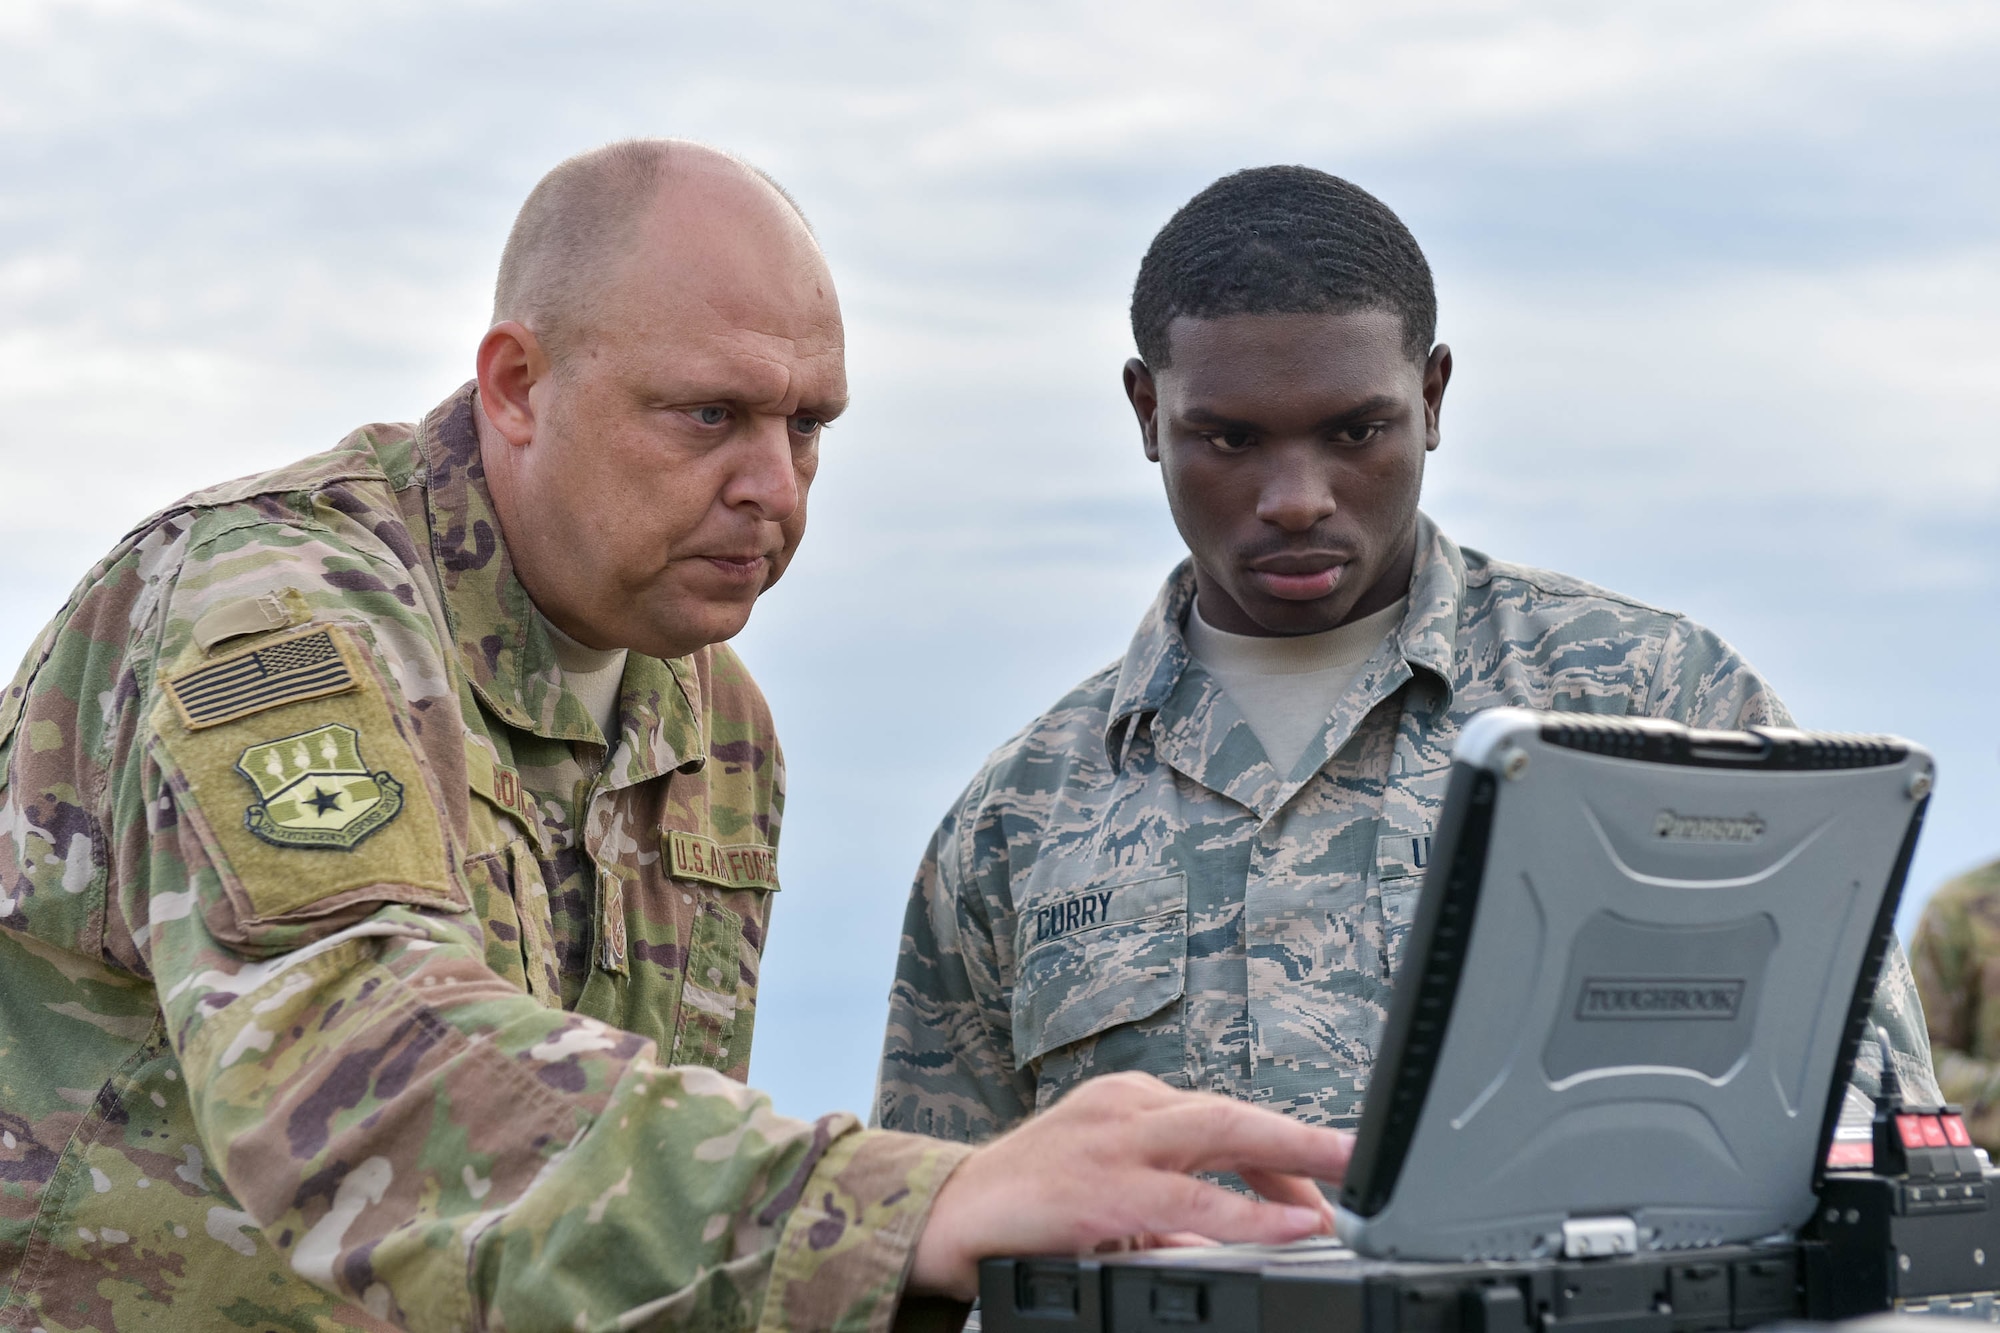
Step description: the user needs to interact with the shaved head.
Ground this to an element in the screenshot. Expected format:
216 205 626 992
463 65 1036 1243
474 137 844 660
491 138 810 367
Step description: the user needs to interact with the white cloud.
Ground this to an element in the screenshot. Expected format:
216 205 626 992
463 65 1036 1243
1435 245 2000 518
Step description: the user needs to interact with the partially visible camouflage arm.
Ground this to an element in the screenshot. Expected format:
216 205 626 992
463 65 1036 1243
1853 947 1947 1105
1643 616 1795 731
145 863 963 1331
107 519 967 1332
1911 873 2000 1141
876 783 1036 1143
1913 884 1982 1056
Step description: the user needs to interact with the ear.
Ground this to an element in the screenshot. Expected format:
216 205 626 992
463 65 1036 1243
1124 358 1162 462
1421 344 1453 453
476 321 551 448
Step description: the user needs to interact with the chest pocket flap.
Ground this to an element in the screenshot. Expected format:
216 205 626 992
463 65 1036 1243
1013 870 1187 1067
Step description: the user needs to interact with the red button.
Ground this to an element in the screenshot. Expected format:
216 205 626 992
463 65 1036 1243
1943 1115 1974 1148
1826 1140 1874 1168
1899 1114 1928 1147
1921 1116 1951 1148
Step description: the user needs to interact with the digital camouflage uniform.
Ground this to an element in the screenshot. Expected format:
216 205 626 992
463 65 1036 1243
876 515 1940 1143
1911 858 2000 1151
0 385 969 1332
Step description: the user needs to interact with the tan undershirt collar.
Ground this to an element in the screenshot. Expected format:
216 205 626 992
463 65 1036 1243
1185 597 1409 775
540 616 628 744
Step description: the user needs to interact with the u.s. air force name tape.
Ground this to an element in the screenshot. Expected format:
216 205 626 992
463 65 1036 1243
667 830 777 891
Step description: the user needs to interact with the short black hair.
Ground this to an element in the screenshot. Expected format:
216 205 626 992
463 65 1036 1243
1130 165 1436 369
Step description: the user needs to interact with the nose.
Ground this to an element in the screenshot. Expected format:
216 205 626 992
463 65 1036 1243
1254 443 1338 532
721 414 802 522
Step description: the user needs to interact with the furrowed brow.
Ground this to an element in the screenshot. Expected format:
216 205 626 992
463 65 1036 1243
1179 406 1263 430
1313 396 1405 430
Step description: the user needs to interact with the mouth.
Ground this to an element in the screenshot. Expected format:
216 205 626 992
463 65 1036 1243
698 553 772 583
1245 551 1352 602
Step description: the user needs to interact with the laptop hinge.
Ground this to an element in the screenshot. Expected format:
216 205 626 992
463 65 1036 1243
1561 1215 1639 1259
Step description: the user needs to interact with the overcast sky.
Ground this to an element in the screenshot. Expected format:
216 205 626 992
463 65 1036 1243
4 0 1997 1120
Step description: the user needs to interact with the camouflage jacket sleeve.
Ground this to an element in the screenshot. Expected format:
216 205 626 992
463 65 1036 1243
1641 616 1795 731
1640 615 1943 1105
1911 867 2000 1142
875 775 1037 1143
1852 949 1948 1106
16 510 968 1332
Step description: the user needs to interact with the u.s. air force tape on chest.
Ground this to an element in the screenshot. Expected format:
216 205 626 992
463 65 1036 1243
667 831 777 891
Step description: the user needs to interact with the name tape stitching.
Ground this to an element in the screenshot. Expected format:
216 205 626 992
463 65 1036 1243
1032 889 1117 944
668 830 777 890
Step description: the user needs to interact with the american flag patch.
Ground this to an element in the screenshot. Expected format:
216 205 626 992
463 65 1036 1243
164 627 357 730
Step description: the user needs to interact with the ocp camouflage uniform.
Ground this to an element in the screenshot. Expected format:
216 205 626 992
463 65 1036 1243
1911 858 2000 1151
876 515 1941 1143
0 385 968 1332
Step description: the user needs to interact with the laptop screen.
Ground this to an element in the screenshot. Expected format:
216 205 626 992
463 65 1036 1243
1335 710 1930 1262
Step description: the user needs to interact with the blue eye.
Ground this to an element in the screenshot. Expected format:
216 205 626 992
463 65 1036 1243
790 415 823 436
693 406 729 426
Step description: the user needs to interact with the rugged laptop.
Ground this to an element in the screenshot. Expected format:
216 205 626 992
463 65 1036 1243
1336 709 1931 1262
980 711 1949 1333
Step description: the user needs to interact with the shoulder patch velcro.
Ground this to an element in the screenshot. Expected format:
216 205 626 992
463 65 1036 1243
164 625 355 729
190 587 308 654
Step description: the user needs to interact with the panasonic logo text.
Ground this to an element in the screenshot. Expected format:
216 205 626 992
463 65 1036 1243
1653 810 1766 843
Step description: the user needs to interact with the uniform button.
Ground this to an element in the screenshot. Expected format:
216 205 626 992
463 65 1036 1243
682 893 693 904
706 967 722 984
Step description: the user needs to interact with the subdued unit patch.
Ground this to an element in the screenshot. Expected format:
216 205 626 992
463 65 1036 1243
164 625 356 730
235 723 406 852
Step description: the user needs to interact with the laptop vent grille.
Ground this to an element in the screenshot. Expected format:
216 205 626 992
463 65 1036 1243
1539 719 1907 771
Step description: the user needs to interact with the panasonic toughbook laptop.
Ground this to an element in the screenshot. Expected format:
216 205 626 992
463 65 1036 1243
1333 709 1932 1262
978 711 1949 1332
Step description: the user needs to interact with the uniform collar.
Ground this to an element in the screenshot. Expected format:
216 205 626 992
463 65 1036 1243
1399 513 1463 713
417 383 706 780
1103 511 1463 771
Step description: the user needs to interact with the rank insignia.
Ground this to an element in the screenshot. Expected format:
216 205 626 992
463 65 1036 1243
235 723 405 851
